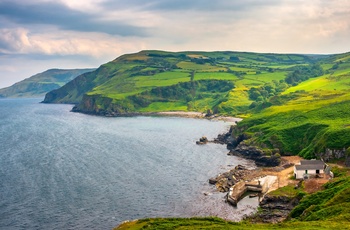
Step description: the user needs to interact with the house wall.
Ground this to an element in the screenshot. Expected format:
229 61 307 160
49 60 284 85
294 169 304 179
294 168 324 179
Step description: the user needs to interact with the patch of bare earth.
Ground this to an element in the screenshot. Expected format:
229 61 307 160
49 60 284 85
261 156 302 192
304 177 330 193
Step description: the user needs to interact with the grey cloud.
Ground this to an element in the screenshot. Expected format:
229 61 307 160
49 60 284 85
103 0 281 12
0 1 148 36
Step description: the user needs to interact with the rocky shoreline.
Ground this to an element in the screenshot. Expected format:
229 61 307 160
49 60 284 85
202 128 302 223
73 107 296 223
207 158 301 223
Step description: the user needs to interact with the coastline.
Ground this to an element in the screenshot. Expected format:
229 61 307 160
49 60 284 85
155 111 243 123
71 107 243 123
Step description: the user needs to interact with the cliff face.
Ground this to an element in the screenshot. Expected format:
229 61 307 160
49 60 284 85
42 69 104 104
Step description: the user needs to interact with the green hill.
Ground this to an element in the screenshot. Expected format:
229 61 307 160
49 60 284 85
43 50 350 159
43 50 321 115
231 52 350 159
0 68 95 98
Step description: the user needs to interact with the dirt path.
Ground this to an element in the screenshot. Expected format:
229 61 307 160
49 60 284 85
261 156 302 192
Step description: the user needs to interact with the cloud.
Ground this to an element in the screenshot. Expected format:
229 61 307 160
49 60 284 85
0 1 147 36
102 0 281 12
0 28 146 58
1 0 350 88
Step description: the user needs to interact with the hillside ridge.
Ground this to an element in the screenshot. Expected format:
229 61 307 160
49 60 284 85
0 68 95 98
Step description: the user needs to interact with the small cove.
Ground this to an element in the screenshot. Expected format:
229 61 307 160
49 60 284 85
0 98 258 229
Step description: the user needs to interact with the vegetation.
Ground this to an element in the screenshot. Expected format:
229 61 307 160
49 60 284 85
0 68 94 98
231 52 350 158
43 50 317 115
268 184 305 198
290 175 350 221
115 218 350 229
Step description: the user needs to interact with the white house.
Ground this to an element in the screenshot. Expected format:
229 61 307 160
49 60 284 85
294 160 325 179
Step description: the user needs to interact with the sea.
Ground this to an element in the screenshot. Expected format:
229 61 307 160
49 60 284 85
0 98 258 229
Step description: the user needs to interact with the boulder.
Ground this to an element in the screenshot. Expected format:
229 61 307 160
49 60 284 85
196 136 208 145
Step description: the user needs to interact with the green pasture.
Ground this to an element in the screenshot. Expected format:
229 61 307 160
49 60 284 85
176 61 226 72
139 101 188 112
133 71 190 88
194 72 238 81
115 218 350 230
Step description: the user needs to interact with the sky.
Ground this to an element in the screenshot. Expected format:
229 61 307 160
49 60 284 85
0 0 350 88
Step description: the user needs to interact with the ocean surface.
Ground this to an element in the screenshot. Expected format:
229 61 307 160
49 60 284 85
0 98 258 229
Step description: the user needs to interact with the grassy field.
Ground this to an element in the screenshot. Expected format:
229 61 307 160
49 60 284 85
115 218 350 230
53 50 317 115
233 53 350 158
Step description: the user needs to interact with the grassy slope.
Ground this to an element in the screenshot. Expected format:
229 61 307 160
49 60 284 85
235 52 350 158
0 68 94 98
116 218 349 230
47 50 315 114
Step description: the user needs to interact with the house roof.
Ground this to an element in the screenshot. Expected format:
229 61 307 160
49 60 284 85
294 159 325 171
295 164 325 170
300 160 324 165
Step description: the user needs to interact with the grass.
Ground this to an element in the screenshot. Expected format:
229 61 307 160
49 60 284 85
139 101 188 112
194 72 238 81
269 184 305 198
70 50 313 116
115 218 350 230
177 61 227 72
290 175 350 221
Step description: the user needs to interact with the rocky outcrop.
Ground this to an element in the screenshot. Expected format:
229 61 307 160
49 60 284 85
248 194 301 223
318 148 346 161
317 148 350 167
196 136 208 145
212 126 235 145
209 165 261 192
228 143 281 167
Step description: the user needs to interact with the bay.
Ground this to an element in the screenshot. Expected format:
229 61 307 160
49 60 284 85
0 98 257 229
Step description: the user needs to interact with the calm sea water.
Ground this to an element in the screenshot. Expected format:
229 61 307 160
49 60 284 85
0 98 258 229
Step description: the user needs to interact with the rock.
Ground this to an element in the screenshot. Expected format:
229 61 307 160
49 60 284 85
317 148 347 162
255 156 281 167
196 136 208 145
229 143 281 167
209 178 217 185
235 165 247 170
247 194 302 223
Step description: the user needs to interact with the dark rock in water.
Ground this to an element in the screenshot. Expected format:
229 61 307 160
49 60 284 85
209 178 217 185
196 136 208 145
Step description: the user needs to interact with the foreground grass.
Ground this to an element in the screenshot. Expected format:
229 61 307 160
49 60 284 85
115 217 350 230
